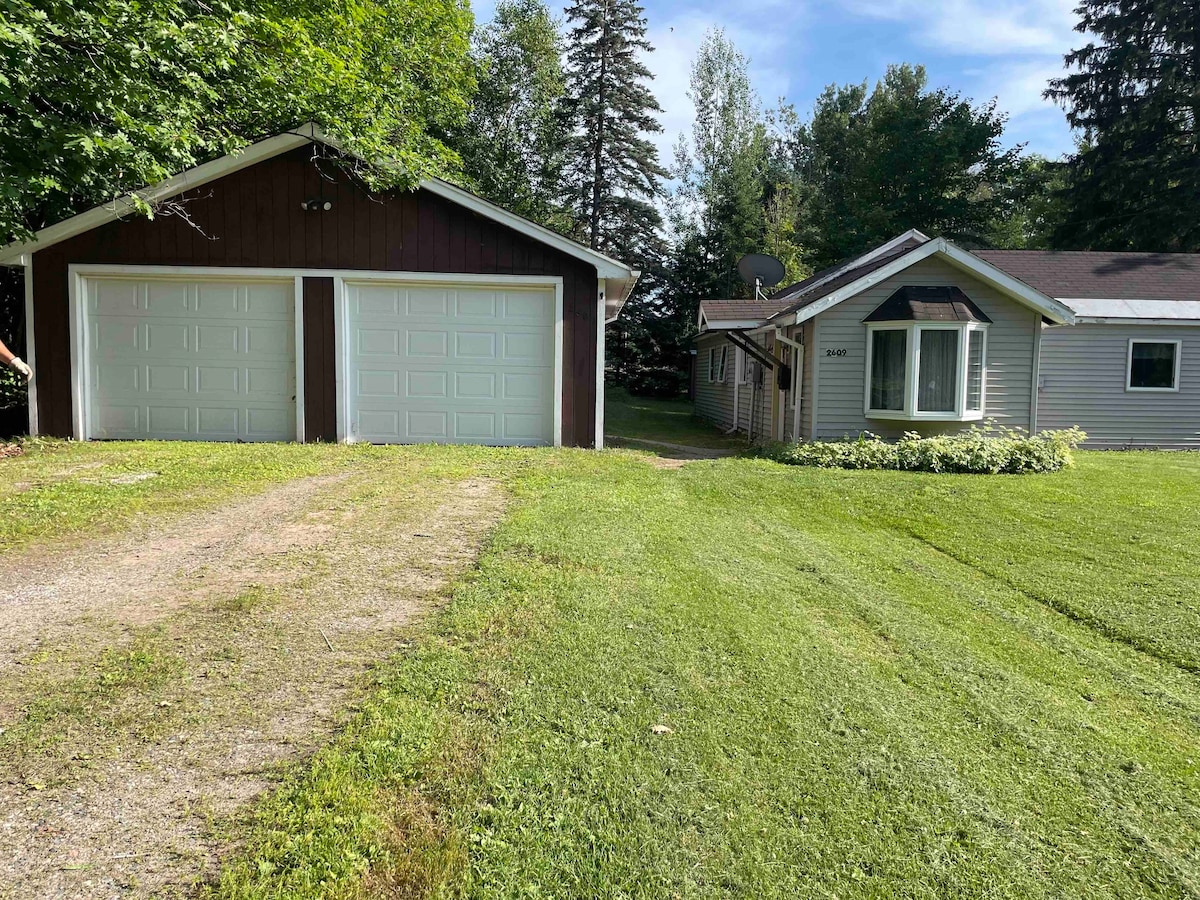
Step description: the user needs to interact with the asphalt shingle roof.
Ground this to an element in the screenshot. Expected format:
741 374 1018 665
699 297 795 325
973 250 1200 301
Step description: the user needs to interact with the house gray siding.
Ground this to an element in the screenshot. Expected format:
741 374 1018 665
694 333 735 428
799 320 814 440
811 257 1040 440
1037 323 1200 449
694 331 775 439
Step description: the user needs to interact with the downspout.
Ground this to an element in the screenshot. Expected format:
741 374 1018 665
1030 314 1043 436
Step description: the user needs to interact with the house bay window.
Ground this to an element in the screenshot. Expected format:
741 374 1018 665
865 323 988 420
863 286 991 421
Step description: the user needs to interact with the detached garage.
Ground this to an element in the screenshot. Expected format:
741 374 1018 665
2 124 638 448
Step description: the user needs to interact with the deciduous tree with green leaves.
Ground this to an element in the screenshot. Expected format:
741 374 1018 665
1046 0 1200 251
0 0 475 245
795 64 1021 268
670 29 772 304
455 0 571 233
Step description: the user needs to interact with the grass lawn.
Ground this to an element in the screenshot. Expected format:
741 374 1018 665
604 386 746 450
2 441 1198 897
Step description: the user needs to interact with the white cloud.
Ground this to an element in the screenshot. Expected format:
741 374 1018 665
849 0 1077 56
980 59 1062 118
845 0 1079 155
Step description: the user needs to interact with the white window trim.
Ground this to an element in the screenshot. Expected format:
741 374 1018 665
1126 338 1182 393
708 345 728 383
864 321 988 422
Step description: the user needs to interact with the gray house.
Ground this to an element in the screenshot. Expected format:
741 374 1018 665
976 251 1200 449
695 232 1200 449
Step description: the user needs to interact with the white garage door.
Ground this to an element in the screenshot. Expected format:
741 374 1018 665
344 279 558 445
83 275 297 441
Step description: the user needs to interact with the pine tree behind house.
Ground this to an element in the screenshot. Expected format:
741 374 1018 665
1047 0 1200 251
562 0 667 262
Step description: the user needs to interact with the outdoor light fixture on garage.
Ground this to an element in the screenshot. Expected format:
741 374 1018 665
300 199 332 212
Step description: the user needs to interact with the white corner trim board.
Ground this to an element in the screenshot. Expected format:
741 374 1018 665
23 254 38 436
595 283 605 449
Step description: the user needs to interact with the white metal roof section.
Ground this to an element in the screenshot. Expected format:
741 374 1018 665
1063 298 1200 325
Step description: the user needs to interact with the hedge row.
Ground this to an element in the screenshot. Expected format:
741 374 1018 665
763 425 1087 474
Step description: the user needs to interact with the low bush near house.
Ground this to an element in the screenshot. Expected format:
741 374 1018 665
764 424 1086 474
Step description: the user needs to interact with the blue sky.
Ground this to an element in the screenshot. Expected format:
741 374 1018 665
474 0 1082 164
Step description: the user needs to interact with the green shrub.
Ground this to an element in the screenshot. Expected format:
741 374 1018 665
764 424 1086 474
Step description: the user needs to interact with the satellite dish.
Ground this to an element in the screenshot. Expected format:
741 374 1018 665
737 254 786 295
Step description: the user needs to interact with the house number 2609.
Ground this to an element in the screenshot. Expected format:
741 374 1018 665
824 348 848 357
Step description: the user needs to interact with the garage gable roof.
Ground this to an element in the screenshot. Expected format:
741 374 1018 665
0 124 639 313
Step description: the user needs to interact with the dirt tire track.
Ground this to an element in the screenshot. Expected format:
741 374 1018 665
0 471 506 899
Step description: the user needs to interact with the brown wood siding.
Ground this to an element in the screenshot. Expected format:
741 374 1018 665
31 145 600 446
302 277 337 442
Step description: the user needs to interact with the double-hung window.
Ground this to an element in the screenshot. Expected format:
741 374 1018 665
1126 340 1181 392
708 345 728 383
863 286 990 421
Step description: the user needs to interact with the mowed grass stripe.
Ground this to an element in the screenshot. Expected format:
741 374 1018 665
464 457 1197 896
200 448 1199 897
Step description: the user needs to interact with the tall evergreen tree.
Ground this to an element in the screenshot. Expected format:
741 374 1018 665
455 0 572 233
561 0 666 261
1047 0 1200 251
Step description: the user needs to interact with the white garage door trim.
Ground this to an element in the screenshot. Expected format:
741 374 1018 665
66 265 570 446
67 265 305 442
333 273 564 446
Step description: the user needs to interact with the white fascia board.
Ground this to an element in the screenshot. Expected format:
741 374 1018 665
1061 298 1200 320
789 239 1075 327
421 179 633 280
296 123 635 283
939 243 1075 324
1077 316 1200 327
774 228 931 303
0 132 311 263
791 240 946 325
705 319 770 330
